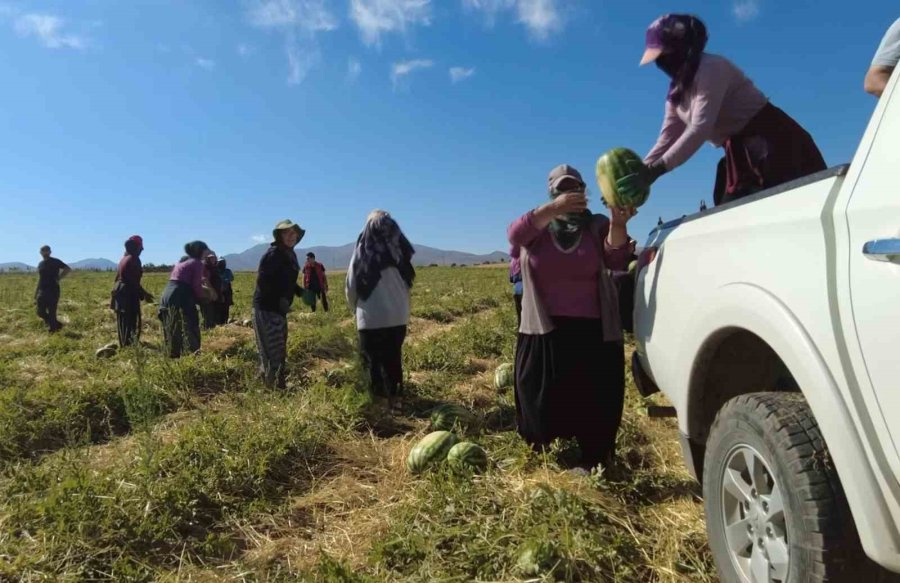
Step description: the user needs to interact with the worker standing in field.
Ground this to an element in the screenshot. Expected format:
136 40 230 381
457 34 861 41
619 14 826 206
216 258 234 325
302 252 329 312
509 165 634 472
35 245 71 333
252 220 306 389
111 236 154 347
865 18 900 97
158 241 213 358
509 246 523 327
346 210 415 415
201 252 223 330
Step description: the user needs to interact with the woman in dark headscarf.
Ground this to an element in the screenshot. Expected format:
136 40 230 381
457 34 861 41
158 240 212 358
252 220 305 389
345 210 415 414
111 235 153 347
618 14 826 206
509 165 634 472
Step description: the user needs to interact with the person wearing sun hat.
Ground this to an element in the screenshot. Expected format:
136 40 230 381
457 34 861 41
111 235 154 347
252 219 306 389
618 14 826 206
508 164 634 472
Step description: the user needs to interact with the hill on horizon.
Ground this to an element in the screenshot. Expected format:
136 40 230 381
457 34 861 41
1 245 510 273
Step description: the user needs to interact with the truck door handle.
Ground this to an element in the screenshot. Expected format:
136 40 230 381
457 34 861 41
863 239 900 262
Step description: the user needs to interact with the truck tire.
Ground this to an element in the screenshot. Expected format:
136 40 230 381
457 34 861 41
703 392 871 582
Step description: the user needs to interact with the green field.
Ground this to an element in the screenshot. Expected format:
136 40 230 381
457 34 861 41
0 268 714 581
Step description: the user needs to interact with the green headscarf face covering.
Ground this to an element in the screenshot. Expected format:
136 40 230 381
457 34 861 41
548 185 592 251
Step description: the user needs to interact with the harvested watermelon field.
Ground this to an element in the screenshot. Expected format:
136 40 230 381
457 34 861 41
0 267 715 581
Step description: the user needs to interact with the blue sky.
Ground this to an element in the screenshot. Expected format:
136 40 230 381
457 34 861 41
0 0 895 265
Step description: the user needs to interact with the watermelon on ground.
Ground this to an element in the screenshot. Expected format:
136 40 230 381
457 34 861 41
447 442 488 472
595 147 651 209
407 431 459 474
430 404 475 432
494 363 514 390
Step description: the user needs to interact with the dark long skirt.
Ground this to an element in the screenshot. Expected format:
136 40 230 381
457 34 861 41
515 317 625 467
253 308 288 389
158 281 200 358
714 103 827 206
358 325 407 397
117 302 142 347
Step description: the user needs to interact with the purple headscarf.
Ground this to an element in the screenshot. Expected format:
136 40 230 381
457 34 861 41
644 14 709 106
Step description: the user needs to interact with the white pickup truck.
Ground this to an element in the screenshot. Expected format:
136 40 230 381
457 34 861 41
632 72 900 582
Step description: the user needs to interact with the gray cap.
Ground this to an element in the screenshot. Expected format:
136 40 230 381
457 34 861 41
547 164 585 192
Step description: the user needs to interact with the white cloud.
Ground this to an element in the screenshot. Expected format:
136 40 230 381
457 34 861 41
350 0 432 47
347 57 362 82
391 58 432 87
246 0 338 85
237 43 253 57
449 66 475 83
732 0 760 23
463 0 565 40
251 234 268 243
195 57 216 70
13 13 88 50
248 0 337 31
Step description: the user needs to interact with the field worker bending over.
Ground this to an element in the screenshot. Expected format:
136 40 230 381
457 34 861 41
252 220 305 389
111 235 153 347
346 210 415 415
619 14 826 206
201 252 223 330
158 241 212 358
509 165 634 472
865 18 900 98
35 245 71 333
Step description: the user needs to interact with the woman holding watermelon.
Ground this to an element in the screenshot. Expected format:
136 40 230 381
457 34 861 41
509 164 634 472
618 14 826 206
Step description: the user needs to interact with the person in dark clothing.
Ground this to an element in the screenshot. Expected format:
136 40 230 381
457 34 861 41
201 252 223 330
217 259 234 324
302 252 329 312
253 219 306 389
110 235 154 347
35 245 71 333
158 241 212 358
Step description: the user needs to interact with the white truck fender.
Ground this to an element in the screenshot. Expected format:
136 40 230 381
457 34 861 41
680 282 900 568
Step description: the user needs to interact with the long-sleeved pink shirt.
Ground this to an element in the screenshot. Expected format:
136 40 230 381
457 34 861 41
169 258 205 299
508 211 631 318
644 53 768 171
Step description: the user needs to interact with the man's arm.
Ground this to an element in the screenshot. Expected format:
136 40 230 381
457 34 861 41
866 18 900 97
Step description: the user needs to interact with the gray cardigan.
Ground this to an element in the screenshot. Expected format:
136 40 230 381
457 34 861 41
345 248 411 330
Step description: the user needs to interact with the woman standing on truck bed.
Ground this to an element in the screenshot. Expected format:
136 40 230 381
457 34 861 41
509 164 633 472
618 14 827 206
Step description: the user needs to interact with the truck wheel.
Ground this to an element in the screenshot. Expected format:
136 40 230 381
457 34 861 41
703 392 865 582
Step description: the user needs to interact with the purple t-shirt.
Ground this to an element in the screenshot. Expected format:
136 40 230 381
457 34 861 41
508 211 631 318
169 258 205 299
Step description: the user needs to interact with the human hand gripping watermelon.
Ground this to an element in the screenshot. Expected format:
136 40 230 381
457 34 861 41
595 148 664 209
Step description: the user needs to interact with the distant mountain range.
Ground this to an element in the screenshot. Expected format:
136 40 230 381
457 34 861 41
222 243 509 271
0 258 118 272
0 245 509 273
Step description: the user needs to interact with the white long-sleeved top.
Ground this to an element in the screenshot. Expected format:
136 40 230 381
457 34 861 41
345 248 411 330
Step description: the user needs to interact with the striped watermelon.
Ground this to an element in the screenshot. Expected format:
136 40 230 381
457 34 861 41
494 363 514 390
430 404 475 432
407 431 459 474
447 442 488 472
595 147 651 208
